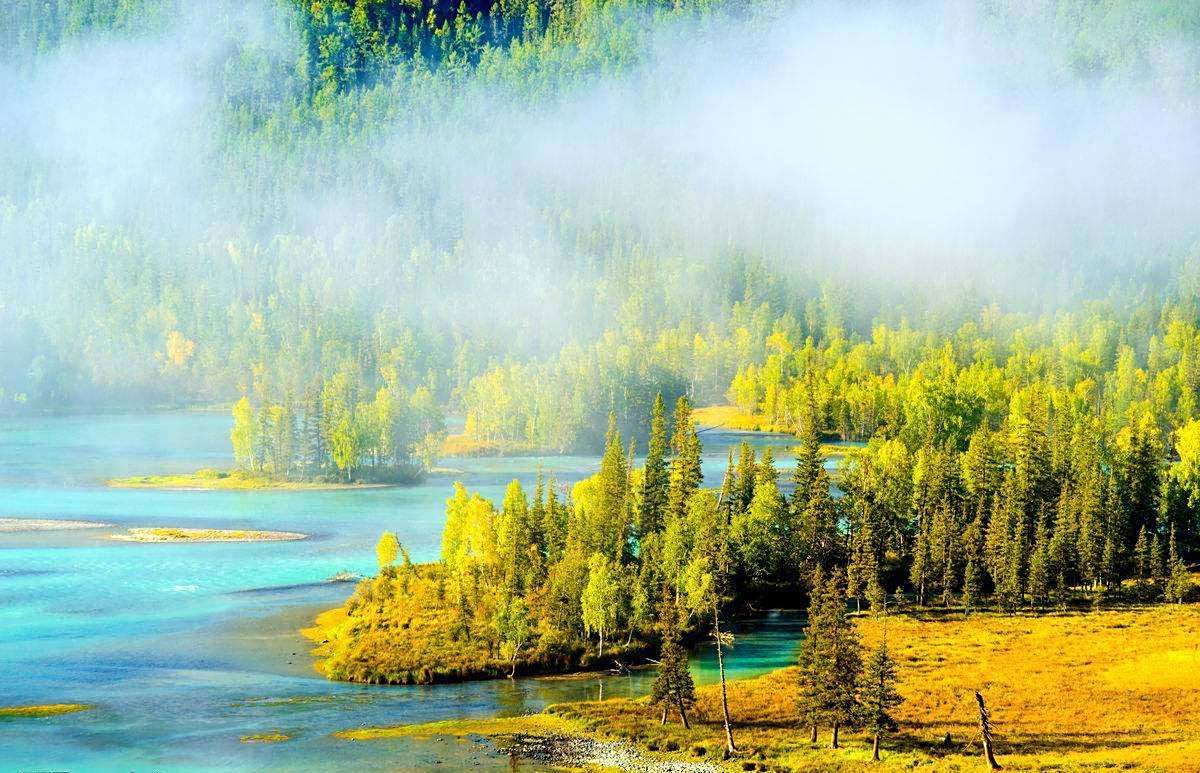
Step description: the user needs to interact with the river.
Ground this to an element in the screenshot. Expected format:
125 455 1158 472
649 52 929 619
0 411 818 771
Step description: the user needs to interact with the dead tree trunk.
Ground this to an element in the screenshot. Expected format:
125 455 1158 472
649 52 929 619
714 604 736 756
974 691 1002 770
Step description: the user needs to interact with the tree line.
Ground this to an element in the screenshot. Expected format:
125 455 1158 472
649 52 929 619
229 360 444 482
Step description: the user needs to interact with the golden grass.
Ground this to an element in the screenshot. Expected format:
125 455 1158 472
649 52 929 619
240 731 292 743
439 433 537 457
110 527 307 542
0 703 92 718
335 714 573 741
364 606 1200 771
694 405 781 432
108 469 390 490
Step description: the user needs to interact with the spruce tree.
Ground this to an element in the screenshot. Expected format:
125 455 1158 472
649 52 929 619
963 555 982 616
1134 526 1150 583
861 636 903 762
1166 524 1192 603
798 570 862 748
796 568 827 744
650 597 696 727
639 393 670 539
820 572 863 749
667 396 702 524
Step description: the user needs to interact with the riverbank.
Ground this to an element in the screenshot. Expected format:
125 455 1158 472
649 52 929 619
305 566 654 685
107 469 399 491
110 527 307 542
338 606 1200 770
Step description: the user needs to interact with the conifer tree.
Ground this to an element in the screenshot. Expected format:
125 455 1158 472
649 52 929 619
1027 506 1051 609
650 597 696 727
1134 526 1150 583
1166 524 1192 603
796 568 827 744
666 396 702 524
798 570 862 748
861 636 902 762
963 555 982 616
639 394 670 539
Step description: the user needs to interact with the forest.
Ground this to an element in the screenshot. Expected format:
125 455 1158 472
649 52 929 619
5 0 1200 769
5 0 1200 454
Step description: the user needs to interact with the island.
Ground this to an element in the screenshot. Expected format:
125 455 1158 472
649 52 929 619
0 704 93 718
110 528 307 543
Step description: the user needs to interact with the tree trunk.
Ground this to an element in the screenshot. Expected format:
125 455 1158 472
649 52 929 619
660 706 667 725
809 725 817 743
598 631 604 659
975 691 1002 770
677 700 690 730
872 732 880 761
714 604 736 756
831 722 840 749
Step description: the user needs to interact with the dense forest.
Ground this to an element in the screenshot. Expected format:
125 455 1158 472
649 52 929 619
320 375 1196 685
5 0 1200 456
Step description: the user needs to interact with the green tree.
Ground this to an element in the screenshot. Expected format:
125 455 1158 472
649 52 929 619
638 393 670 540
650 597 696 727
581 552 620 658
861 636 903 762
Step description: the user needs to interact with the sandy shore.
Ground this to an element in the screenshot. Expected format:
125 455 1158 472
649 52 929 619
109 527 308 543
0 518 110 532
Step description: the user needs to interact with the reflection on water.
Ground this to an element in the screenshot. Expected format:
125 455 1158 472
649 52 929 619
0 411 810 770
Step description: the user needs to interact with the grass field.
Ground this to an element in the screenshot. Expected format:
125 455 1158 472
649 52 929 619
341 606 1200 771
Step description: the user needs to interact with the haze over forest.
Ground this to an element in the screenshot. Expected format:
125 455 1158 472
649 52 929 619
3 0 1200 450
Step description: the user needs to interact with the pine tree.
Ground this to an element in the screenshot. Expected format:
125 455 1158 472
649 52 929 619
666 396 702 524
963 555 982 616
650 597 696 728
861 636 903 762
639 394 670 539
1150 530 1166 587
734 441 757 514
1134 526 1150 583
1027 506 1051 609
798 570 862 748
796 568 827 744
1166 524 1192 603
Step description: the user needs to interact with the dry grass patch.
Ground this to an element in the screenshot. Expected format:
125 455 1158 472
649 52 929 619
507 606 1200 771
240 731 292 743
0 703 92 718
110 527 307 542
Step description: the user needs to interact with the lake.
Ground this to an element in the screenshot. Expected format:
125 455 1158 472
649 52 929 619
0 411 815 771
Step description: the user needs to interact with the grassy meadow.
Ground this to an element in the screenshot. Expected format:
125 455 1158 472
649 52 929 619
340 605 1200 771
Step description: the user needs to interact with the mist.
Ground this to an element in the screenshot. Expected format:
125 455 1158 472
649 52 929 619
2 0 1199 405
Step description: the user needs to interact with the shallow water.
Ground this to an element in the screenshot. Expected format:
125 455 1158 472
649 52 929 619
0 411 814 771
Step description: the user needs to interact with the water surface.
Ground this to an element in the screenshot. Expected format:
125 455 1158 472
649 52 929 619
0 411 811 771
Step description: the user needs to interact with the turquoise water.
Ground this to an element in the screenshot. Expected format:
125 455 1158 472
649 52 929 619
0 412 809 771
